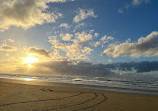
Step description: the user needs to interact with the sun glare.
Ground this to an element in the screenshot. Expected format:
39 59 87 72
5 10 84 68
24 78 34 81
24 56 38 66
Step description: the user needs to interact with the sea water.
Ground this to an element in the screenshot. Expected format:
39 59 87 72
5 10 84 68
0 74 158 95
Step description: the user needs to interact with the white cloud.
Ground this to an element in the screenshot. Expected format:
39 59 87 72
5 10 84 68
61 33 73 41
48 30 115 60
75 23 85 29
132 0 150 6
60 23 70 28
7 39 15 43
48 36 59 45
89 30 94 33
132 0 143 5
94 41 101 47
103 31 158 57
48 0 74 2
118 0 151 13
51 49 65 61
75 31 93 43
94 33 99 38
54 43 66 50
82 47 93 54
118 9 124 13
100 36 107 42
66 43 82 57
73 9 97 23
100 35 114 44
49 31 96 60
89 41 101 47
2 39 15 46
0 0 76 31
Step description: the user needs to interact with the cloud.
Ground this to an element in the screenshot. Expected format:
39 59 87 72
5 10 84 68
50 49 64 61
103 31 158 57
54 43 66 50
60 23 70 29
89 35 114 48
0 53 115 76
0 45 17 52
27 47 64 61
28 47 51 58
32 61 115 76
100 35 114 44
48 0 75 2
0 0 76 31
6 39 15 43
89 41 101 48
49 31 96 60
75 23 85 29
2 54 158 75
132 0 150 6
61 33 73 41
2 39 15 47
105 61 158 73
118 0 151 13
82 47 93 54
118 9 124 13
94 33 99 38
75 31 93 42
73 9 97 23
48 30 115 60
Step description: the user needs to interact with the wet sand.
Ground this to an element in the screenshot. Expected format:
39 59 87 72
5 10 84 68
0 80 158 111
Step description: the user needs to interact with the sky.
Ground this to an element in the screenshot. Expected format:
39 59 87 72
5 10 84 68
0 0 158 77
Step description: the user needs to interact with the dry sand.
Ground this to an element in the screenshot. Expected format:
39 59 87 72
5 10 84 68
0 80 158 111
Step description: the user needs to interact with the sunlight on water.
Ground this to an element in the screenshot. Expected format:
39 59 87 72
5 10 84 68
23 78 34 81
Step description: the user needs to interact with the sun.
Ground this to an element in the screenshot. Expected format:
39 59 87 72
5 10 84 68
24 56 38 66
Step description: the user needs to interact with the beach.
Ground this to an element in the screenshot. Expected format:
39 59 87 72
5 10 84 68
0 80 158 111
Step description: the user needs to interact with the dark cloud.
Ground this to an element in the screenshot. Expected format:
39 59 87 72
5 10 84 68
28 47 51 58
12 59 158 76
36 61 115 76
105 61 158 73
24 59 158 76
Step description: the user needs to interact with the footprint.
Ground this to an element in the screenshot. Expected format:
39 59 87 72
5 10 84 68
40 89 53 92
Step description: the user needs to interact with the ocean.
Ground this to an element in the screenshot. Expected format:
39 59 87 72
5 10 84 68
0 74 158 95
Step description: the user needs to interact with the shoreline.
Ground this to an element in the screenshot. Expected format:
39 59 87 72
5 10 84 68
0 77 158 96
0 79 158 111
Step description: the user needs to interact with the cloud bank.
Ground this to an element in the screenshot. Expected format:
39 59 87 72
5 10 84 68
7 59 158 76
34 61 114 76
103 31 158 57
105 61 158 73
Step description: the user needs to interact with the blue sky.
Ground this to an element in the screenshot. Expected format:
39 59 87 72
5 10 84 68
0 0 158 75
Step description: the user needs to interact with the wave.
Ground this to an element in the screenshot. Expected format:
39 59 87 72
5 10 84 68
0 73 158 95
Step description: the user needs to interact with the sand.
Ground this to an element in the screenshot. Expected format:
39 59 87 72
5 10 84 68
0 80 158 111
